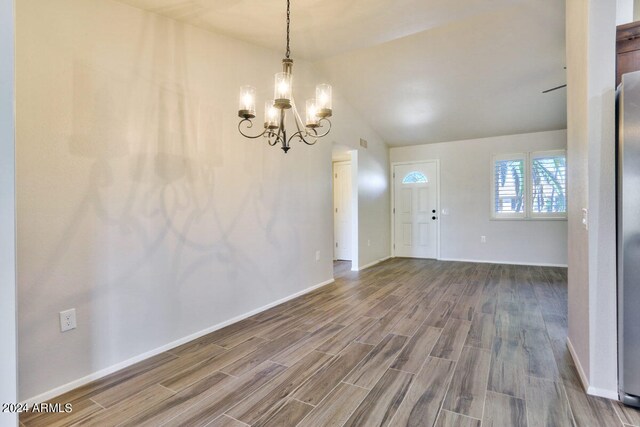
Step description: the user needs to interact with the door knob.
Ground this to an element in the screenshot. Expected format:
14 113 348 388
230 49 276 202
432 216 437 220
432 209 436 213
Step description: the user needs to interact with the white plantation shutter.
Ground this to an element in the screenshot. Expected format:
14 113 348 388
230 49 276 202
491 150 567 220
531 151 567 217
492 154 526 218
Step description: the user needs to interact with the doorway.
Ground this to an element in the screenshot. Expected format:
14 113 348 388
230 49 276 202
392 161 440 259
333 161 352 261
332 144 358 269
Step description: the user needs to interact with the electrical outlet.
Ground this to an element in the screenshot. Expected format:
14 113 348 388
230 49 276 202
315 250 320 261
59 309 77 332
481 236 486 243
367 239 371 247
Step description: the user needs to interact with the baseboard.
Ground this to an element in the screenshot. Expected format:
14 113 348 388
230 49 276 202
438 257 568 268
22 277 335 405
352 256 391 272
587 385 619 400
567 337 590 392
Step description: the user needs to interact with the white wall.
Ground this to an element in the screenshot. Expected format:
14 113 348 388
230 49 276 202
566 0 591 385
618 0 634 24
16 0 389 400
0 0 18 425
390 130 568 266
566 0 619 399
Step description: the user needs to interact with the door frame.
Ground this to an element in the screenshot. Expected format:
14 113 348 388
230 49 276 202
390 160 441 260
332 160 353 261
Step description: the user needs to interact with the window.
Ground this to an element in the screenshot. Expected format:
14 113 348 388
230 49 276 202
402 171 428 184
491 150 566 219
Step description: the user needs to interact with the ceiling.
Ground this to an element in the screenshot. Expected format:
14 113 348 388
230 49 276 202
117 0 567 146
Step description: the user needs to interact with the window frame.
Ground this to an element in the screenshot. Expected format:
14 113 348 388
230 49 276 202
491 150 567 221
491 153 528 220
529 150 567 219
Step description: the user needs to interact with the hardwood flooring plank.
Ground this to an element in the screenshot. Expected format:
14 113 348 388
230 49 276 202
91 343 227 408
220 329 307 377
390 356 456 427
442 345 492 419
22 398 102 427
615 401 640 426
364 294 403 318
20 352 177 424
434 410 481 427
488 336 526 399
356 309 407 346
71 384 174 427
147 361 286 427
390 292 439 336
563 380 620 427
270 322 345 366
344 334 409 389
525 376 575 427
430 318 472 361
205 415 248 427
226 351 334 425
483 390 527 427
161 336 266 392
118 371 232 427
293 341 374 405
343 369 414 427
299 383 369 427
522 329 559 380
254 399 314 427
423 283 466 328
465 312 496 350
390 324 441 373
316 316 378 355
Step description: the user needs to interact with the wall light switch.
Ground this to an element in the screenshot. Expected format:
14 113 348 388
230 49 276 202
582 208 588 230
481 236 487 243
441 208 450 216
315 251 320 261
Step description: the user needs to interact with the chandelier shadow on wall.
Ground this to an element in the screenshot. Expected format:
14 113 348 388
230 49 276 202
237 0 333 153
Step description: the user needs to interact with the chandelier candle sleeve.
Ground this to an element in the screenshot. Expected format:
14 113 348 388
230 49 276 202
306 99 320 127
274 72 292 109
238 85 256 118
315 84 332 117
265 100 278 129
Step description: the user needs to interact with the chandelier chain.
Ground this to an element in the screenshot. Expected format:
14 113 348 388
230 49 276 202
286 0 291 58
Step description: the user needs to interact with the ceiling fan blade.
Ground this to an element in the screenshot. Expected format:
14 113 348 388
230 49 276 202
542 84 567 94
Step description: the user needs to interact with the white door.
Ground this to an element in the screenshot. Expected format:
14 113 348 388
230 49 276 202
334 162 352 260
394 162 438 259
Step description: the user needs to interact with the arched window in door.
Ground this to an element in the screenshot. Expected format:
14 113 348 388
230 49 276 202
402 171 428 184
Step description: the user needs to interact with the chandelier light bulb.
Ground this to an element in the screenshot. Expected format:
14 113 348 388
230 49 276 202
238 85 256 118
274 72 292 108
265 100 279 129
315 84 332 118
306 99 320 127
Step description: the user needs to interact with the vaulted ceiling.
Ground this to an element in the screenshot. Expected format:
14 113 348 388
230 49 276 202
117 0 567 146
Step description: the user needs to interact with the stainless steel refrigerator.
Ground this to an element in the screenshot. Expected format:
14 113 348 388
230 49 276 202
618 70 640 407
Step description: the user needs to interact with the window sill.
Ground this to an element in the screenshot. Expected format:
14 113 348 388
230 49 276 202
490 216 567 221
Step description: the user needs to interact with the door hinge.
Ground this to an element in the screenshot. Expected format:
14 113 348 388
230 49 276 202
393 172 395 178
335 173 338 178
393 208 395 214
336 242 338 248
335 208 338 213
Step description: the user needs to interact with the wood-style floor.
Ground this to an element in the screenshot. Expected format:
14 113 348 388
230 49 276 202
20 258 640 426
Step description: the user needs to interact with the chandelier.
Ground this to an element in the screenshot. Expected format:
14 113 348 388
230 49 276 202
237 0 333 153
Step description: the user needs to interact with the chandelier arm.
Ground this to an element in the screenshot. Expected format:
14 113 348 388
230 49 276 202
311 118 332 138
238 119 268 139
289 130 318 146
